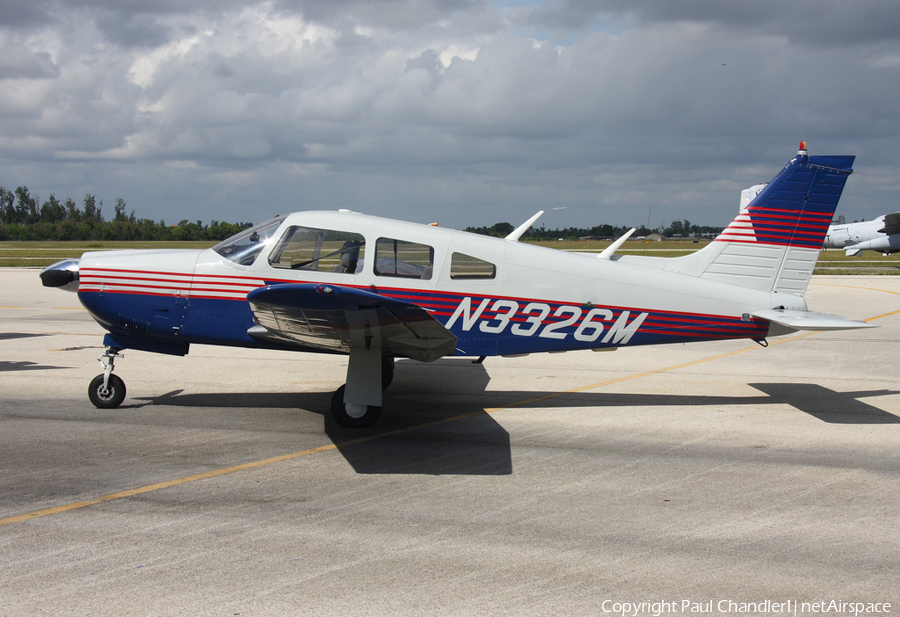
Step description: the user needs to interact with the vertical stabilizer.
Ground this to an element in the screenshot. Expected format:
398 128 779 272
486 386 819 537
668 143 854 296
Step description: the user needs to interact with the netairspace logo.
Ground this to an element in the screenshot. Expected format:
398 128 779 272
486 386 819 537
599 599 892 617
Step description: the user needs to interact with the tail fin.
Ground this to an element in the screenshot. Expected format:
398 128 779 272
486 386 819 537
672 143 854 295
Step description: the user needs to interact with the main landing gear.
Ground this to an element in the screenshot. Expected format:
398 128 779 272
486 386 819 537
85 345 396 427
330 354 393 428
88 347 126 409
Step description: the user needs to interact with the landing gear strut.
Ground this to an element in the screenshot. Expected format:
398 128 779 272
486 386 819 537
88 347 126 409
330 355 393 428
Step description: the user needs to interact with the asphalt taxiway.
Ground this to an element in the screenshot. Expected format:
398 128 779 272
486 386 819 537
1 268 899 615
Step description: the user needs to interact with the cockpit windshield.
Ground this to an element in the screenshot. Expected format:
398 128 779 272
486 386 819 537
212 216 285 266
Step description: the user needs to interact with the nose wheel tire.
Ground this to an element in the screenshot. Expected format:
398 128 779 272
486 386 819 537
88 374 126 409
331 385 381 428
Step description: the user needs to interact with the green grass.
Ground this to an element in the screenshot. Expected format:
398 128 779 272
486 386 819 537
0 241 215 267
4 238 899 274
528 238 900 274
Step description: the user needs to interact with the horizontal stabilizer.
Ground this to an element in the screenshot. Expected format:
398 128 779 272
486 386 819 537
751 308 877 331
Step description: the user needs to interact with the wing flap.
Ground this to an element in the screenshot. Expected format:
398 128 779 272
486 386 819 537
751 308 877 332
247 283 457 362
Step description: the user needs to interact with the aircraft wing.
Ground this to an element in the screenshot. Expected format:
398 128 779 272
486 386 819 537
246 283 458 362
878 212 900 235
751 308 877 332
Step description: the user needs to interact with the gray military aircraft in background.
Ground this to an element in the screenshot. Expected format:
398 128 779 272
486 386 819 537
822 213 900 256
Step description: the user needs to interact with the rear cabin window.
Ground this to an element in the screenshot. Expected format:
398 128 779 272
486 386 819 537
268 226 365 273
450 252 496 280
374 238 434 280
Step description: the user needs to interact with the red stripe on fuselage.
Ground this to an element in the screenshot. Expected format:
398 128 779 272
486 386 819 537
79 267 756 335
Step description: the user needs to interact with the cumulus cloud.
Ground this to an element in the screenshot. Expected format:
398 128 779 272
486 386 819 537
0 0 899 228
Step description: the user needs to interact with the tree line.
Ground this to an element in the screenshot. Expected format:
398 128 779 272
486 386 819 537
0 185 253 242
1 184 725 243
465 219 724 240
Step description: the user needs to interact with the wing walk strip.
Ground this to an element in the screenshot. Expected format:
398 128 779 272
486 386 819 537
3 303 898 529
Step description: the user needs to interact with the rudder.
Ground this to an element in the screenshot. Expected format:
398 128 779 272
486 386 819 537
674 143 854 295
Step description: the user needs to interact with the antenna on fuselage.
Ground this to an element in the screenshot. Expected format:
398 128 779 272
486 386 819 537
598 228 636 260
505 210 544 242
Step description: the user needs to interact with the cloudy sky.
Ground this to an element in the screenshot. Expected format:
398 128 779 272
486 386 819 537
2 0 899 230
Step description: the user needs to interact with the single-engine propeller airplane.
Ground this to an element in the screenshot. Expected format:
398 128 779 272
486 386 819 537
41 142 875 427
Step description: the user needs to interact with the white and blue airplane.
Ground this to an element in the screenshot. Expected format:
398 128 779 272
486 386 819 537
41 143 874 427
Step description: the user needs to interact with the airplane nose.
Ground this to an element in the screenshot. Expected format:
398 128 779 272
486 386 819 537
40 259 80 290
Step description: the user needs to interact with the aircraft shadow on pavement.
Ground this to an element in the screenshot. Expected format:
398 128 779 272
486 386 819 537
322 360 512 475
2 334 70 372
325 409 512 476
131 369 899 475
135 361 513 476
0 360 70 372
491 384 900 425
747 383 900 424
0 333 48 341
135 389 331 410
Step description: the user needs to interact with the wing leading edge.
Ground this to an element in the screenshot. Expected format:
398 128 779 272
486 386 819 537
247 283 458 362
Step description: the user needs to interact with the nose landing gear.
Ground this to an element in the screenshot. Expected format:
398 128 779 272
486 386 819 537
88 348 126 409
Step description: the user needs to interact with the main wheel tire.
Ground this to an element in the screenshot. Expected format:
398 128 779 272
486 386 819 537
88 374 126 409
381 355 394 391
330 385 382 428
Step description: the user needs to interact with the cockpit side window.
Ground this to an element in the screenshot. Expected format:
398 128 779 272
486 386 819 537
212 217 285 266
374 238 434 280
450 252 496 279
268 226 366 273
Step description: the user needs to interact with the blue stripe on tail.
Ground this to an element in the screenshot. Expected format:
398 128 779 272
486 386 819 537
733 153 855 249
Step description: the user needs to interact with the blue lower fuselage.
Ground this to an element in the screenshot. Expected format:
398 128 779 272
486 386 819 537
78 283 769 359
